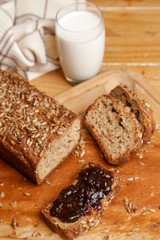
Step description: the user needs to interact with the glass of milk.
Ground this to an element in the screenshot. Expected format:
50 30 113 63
55 2 105 85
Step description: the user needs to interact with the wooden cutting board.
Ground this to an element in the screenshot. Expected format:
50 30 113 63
1 69 160 240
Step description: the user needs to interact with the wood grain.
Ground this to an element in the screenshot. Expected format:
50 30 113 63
89 0 160 7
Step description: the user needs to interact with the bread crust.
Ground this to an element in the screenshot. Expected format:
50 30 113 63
42 163 120 240
110 84 155 143
0 69 81 184
84 95 142 165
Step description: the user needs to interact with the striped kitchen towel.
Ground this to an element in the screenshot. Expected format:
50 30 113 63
0 0 84 80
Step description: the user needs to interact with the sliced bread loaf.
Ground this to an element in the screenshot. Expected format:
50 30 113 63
84 95 142 165
42 162 120 240
110 84 155 143
0 69 81 184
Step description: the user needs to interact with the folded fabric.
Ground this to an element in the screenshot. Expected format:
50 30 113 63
0 0 85 80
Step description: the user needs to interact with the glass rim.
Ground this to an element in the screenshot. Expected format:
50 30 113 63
55 2 104 34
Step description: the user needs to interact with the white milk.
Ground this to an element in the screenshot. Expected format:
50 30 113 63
56 10 105 83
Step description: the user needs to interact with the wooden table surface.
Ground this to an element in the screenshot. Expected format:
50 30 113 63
31 0 160 97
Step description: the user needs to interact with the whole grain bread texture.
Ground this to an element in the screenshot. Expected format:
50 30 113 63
110 84 155 143
0 69 81 184
42 162 120 240
84 94 143 165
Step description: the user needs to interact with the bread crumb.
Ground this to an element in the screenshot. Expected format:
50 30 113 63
32 231 42 237
44 180 51 185
34 220 40 227
140 210 148 216
130 228 139 232
72 136 85 158
148 208 155 213
0 191 4 198
78 159 85 164
126 177 139 181
103 236 110 240
10 200 17 206
139 161 145 166
124 197 137 213
11 218 20 229
23 192 30 197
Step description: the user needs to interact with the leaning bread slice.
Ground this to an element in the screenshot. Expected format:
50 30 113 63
0 69 81 184
42 162 120 240
84 95 142 165
110 84 155 143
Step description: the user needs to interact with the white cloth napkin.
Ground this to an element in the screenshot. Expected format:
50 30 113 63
0 0 85 80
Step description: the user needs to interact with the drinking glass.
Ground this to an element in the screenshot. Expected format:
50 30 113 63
55 2 105 85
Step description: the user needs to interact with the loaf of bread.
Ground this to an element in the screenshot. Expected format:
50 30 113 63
84 94 143 165
42 162 120 240
110 84 155 143
0 69 81 184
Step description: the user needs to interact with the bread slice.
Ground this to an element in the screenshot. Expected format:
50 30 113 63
0 69 81 184
110 84 155 143
42 162 120 240
84 95 142 165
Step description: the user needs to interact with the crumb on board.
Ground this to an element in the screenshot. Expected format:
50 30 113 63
72 136 85 158
32 231 42 237
124 197 138 213
126 177 140 181
23 192 30 197
0 191 4 198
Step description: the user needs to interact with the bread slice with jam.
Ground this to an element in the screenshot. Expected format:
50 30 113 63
42 162 120 240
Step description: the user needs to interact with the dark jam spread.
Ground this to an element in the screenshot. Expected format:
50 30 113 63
50 165 114 223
